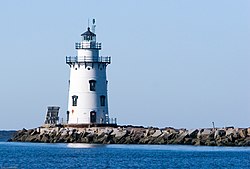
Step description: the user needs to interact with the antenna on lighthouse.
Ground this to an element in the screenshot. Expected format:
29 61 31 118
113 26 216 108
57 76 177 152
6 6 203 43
91 19 96 33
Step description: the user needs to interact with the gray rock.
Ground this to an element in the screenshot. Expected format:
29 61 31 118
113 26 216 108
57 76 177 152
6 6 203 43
173 131 189 144
8 126 250 146
214 129 226 138
61 129 68 136
188 129 198 138
239 129 247 138
247 128 250 136
151 130 162 137
111 129 127 138
244 137 250 146
226 128 235 136
146 129 155 136
100 128 113 135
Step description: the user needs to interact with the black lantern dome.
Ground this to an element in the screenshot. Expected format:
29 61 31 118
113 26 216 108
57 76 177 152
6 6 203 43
81 27 96 41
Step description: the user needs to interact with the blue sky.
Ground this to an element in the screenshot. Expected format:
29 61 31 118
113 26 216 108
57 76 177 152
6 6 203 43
0 0 249 129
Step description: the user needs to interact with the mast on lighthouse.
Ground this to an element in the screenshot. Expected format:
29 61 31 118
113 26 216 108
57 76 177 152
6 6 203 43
66 21 111 124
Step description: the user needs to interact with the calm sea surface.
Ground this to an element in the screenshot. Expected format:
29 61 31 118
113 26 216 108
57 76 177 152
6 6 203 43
0 142 249 169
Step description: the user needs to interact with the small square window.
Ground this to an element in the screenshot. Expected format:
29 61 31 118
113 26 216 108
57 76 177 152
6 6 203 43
72 95 78 106
89 80 96 91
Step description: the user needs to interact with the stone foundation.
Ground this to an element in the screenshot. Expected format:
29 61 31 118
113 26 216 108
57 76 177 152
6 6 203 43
9 126 250 146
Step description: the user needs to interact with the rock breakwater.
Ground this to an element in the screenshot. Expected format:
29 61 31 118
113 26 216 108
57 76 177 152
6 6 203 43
9 126 250 146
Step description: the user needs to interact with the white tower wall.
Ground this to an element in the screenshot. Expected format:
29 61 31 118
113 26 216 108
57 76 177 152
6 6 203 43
66 27 110 124
77 49 99 57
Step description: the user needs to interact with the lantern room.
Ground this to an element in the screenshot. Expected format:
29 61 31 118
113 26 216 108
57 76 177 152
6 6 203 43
81 27 96 42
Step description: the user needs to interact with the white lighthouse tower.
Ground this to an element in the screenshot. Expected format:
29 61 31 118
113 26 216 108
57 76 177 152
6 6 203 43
66 22 111 124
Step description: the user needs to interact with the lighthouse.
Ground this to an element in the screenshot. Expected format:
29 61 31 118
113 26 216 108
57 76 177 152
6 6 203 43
66 22 111 124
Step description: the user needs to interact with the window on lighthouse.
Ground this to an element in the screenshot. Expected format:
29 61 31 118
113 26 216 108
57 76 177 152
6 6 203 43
89 80 96 91
100 95 106 106
72 95 78 106
84 35 93 41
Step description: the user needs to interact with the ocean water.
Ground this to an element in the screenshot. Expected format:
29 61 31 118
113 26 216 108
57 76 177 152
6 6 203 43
0 142 249 169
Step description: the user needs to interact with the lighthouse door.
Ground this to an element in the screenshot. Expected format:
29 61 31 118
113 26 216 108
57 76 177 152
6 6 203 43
90 111 96 123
